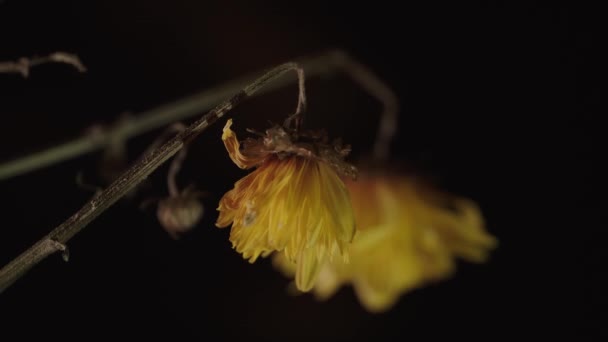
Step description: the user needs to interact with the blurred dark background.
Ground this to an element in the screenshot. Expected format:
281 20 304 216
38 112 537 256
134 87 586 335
0 0 604 340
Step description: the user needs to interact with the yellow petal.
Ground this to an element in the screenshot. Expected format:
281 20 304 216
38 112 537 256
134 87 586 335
217 156 356 291
353 278 401 313
295 247 321 292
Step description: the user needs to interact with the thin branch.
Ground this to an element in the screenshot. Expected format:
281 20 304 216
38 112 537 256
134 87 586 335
328 51 400 161
0 52 86 78
283 67 307 132
162 123 188 197
0 62 306 293
0 49 397 180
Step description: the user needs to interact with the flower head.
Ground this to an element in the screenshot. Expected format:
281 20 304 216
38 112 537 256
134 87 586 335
274 168 498 312
216 119 357 291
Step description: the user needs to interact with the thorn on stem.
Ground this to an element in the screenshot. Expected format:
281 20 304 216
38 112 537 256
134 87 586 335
49 239 70 262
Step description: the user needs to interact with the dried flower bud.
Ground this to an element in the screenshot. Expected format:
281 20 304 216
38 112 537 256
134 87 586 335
156 192 204 239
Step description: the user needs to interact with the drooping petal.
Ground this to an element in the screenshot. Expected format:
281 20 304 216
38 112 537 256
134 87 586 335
221 119 268 169
295 247 321 292
403 181 498 263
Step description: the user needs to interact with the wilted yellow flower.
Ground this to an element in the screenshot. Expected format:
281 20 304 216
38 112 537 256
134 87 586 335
274 169 497 312
216 119 357 291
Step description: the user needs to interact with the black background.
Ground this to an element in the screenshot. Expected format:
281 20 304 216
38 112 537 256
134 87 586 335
0 0 604 340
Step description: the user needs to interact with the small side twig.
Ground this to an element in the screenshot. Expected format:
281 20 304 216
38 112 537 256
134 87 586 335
328 51 400 161
167 139 188 198
283 67 307 132
140 122 188 197
0 52 86 78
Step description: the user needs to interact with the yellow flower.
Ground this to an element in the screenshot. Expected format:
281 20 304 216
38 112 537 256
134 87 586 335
274 169 497 312
216 119 357 291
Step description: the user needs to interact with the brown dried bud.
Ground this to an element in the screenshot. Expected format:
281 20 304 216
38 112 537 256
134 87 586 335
156 193 204 239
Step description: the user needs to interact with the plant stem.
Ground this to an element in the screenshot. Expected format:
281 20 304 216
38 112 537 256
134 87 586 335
329 52 400 161
0 50 397 180
0 52 325 180
0 62 306 293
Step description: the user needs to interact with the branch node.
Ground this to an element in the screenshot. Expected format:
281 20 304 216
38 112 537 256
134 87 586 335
48 239 69 262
